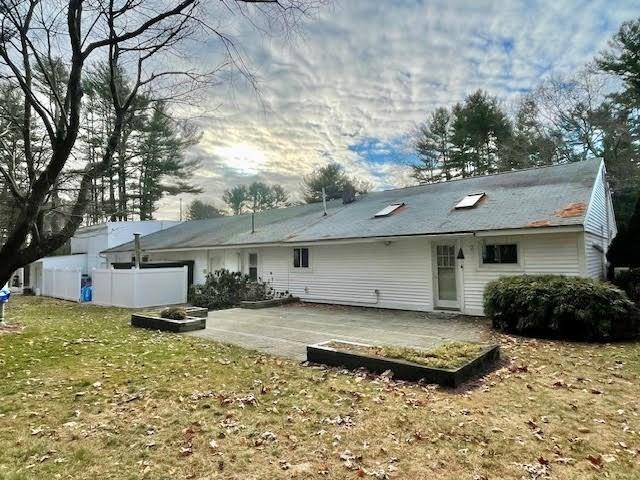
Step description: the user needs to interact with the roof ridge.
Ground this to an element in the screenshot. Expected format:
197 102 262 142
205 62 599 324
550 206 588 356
360 157 602 199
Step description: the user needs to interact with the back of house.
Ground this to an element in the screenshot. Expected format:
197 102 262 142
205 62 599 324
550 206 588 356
103 159 616 315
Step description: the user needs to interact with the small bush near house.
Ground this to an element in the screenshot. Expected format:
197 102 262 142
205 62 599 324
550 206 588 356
160 307 187 320
188 269 285 310
189 269 250 310
484 275 640 341
613 268 640 305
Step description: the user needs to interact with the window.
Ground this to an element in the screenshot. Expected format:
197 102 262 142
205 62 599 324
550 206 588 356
482 244 518 264
374 202 405 217
248 253 258 281
293 247 309 268
455 192 485 209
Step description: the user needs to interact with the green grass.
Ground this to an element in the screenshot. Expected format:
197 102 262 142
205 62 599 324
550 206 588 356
326 341 486 369
1 296 639 479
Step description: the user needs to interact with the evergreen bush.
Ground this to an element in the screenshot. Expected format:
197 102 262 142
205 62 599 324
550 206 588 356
484 275 639 341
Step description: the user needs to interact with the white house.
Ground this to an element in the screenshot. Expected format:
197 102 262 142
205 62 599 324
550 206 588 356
28 220 180 295
103 159 616 316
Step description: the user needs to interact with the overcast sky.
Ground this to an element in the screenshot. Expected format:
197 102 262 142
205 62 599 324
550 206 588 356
157 0 639 219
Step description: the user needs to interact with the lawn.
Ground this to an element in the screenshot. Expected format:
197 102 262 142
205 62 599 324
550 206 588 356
0 297 639 479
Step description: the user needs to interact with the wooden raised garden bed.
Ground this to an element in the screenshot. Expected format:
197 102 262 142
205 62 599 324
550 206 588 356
131 313 206 333
306 340 500 387
239 296 299 309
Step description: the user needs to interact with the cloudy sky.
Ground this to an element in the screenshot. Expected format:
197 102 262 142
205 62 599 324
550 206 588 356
157 0 638 218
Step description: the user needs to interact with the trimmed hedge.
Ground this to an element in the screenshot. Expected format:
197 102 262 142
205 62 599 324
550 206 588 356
484 275 640 341
613 268 640 305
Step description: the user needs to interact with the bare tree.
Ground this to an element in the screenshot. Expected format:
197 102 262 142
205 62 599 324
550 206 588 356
0 0 321 286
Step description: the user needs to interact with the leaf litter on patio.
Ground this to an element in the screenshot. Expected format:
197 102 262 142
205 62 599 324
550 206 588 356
0 296 638 479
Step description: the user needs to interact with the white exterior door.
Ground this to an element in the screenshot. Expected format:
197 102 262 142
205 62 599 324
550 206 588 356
434 243 459 309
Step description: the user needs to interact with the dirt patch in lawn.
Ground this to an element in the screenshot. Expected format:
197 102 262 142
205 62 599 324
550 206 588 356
0 322 24 335
326 341 486 369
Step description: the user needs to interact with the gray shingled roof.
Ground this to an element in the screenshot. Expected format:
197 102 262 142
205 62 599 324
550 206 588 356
104 159 602 253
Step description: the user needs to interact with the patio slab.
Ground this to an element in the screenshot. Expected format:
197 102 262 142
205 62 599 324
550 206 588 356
188 303 487 360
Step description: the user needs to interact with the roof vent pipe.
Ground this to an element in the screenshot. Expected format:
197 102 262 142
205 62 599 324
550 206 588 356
133 233 142 269
251 212 255 233
322 188 327 216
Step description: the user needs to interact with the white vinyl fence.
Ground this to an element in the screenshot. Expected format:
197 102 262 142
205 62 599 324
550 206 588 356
92 267 188 308
42 269 82 302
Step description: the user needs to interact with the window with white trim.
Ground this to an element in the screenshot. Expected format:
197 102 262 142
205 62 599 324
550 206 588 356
293 247 309 268
482 243 518 264
248 253 258 281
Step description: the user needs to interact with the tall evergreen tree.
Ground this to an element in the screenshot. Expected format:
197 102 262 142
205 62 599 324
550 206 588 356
413 107 452 183
271 184 290 208
500 96 556 170
223 185 248 215
597 19 640 104
136 103 202 220
302 163 367 203
186 200 224 220
246 182 275 212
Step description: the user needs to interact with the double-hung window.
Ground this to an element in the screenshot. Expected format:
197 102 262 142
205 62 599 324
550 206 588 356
293 247 309 269
481 243 518 264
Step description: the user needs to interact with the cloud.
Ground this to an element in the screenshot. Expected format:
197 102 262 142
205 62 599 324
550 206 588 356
156 0 637 219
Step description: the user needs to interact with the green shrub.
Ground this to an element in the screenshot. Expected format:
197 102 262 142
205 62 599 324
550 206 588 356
188 269 280 310
484 275 640 341
160 307 187 320
613 268 640 305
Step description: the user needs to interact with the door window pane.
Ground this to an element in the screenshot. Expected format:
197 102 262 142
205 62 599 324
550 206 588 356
437 245 457 302
438 267 457 301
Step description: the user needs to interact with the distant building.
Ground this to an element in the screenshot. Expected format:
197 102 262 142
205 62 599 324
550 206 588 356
27 221 180 295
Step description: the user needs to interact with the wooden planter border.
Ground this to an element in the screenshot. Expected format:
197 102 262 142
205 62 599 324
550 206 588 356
184 306 208 318
131 313 206 333
306 340 500 388
239 297 299 309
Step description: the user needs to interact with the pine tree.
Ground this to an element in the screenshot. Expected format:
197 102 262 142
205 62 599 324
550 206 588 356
136 102 201 220
223 185 248 215
186 200 224 220
413 107 452 183
302 163 366 203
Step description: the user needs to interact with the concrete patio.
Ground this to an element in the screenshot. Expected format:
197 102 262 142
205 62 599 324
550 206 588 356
188 303 487 360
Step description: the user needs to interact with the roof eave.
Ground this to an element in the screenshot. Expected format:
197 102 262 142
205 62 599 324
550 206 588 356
100 224 584 254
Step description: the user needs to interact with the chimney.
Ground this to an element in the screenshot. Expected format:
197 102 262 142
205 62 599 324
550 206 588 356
251 212 255 233
322 187 327 216
133 233 142 268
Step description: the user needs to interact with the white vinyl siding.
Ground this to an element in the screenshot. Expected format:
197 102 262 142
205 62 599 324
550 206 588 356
461 232 583 315
585 232 606 278
583 162 617 279
106 232 585 316
259 238 433 311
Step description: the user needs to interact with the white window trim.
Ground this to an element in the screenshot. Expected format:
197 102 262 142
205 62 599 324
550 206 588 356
291 246 312 272
477 240 523 271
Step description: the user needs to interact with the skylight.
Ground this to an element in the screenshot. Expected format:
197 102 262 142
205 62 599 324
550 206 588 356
455 193 485 209
374 202 405 217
